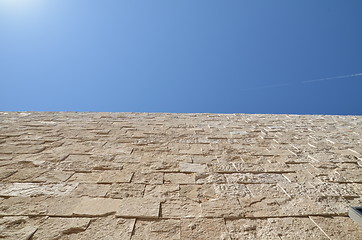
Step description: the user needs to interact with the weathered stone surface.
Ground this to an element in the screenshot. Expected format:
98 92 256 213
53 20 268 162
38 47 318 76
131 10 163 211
161 200 201 218
180 218 230 240
0 112 361 239
61 216 135 240
106 183 145 199
164 173 195 184
31 217 91 240
310 216 362 239
131 219 181 240
179 162 206 173
97 170 134 183
226 173 288 184
0 216 44 240
72 198 122 217
214 184 251 198
180 184 216 202
116 198 160 218
144 184 180 201
0 183 77 197
70 183 110 197
201 198 244 218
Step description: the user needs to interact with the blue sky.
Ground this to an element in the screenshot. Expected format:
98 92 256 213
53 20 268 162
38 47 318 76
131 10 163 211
1 0 361 114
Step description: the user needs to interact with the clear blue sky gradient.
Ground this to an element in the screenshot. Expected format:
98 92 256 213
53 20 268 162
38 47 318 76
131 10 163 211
1 0 361 114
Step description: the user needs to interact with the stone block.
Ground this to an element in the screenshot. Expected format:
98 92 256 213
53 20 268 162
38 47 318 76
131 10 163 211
116 198 160 218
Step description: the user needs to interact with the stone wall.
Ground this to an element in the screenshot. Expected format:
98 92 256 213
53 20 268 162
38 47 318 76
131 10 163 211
0 112 361 239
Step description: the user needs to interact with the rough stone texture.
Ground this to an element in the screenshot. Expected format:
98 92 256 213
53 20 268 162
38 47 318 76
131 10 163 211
0 112 361 239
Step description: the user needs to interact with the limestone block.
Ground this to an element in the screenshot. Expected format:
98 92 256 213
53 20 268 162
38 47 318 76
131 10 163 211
144 184 180 201
97 170 133 183
161 200 201 218
226 173 288 184
131 219 180 240
116 198 160 218
238 197 328 218
106 183 145 199
31 217 91 240
0 216 42 240
180 218 230 240
0 183 77 197
0 168 17 180
214 184 251 198
195 173 226 184
47 197 82 216
62 216 135 240
180 184 216 202
164 173 195 184
132 172 163 184
4 168 47 183
0 197 48 216
260 218 329 240
72 197 122 217
32 170 74 183
201 198 244 218
0 144 45 154
67 172 102 183
247 184 287 198
70 183 110 197
310 216 362 239
226 219 268 239
179 162 206 173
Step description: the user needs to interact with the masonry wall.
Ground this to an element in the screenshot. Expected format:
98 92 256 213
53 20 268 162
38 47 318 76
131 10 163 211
0 112 361 239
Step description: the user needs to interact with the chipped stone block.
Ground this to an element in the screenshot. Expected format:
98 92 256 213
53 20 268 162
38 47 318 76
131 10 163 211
226 173 288 184
4 168 47 183
161 200 201 218
181 218 230 240
131 219 180 240
180 184 216 202
70 183 110 197
67 172 102 183
0 168 17 180
214 184 251 198
310 216 362 239
0 183 78 197
164 173 195 184
116 198 160 218
195 173 226 184
31 217 91 240
226 218 267 240
0 197 48 216
0 216 44 240
261 218 329 240
238 197 328 218
144 184 179 201
72 197 122 217
247 184 287 198
201 198 244 218
32 170 74 183
64 216 135 240
97 170 133 183
179 162 206 173
106 183 145 199
132 172 163 184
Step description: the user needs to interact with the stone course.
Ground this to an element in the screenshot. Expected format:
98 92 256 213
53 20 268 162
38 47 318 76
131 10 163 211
0 111 361 239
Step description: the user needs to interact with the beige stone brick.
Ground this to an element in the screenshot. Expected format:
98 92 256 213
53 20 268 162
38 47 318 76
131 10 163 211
106 183 145 199
180 218 230 240
164 173 195 184
131 219 181 240
161 200 201 218
116 198 160 218
310 216 362 239
72 197 122 217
